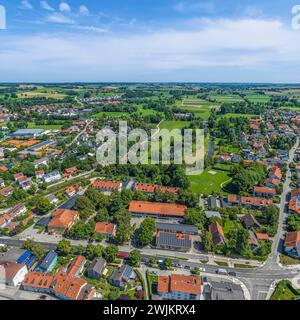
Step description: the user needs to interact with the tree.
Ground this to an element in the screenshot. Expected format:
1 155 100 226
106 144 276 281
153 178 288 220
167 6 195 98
163 258 173 270
103 245 118 263
35 197 54 215
184 208 204 228
95 208 109 222
75 196 95 221
129 249 141 267
138 218 155 246
57 239 72 256
202 231 214 252
22 239 47 260
86 244 103 260
114 209 133 244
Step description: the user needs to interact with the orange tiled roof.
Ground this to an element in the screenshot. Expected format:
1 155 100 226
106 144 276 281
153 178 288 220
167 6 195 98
291 188 300 198
284 232 300 247
240 196 272 206
289 199 300 216
158 274 201 295
95 222 116 235
254 186 276 195
66 256 85 276
48 208 79 230
128 200 187 217
209 221 224 238
92 180 121 191
255 233 270 241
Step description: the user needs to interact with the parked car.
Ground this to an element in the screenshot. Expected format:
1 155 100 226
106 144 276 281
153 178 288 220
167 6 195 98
228 271 237 277
216 268 228 275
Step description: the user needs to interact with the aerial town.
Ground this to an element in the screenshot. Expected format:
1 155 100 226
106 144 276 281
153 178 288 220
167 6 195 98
0 83 299 301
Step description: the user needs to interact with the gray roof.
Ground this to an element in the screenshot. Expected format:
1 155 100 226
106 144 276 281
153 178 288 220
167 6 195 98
39 250 57 270
156 232 192 249
29 140 56 151
111 265 134 282
208 281 245 300
205 211 222 219
156 222 198 235
87 257 106 274
10 129 46 136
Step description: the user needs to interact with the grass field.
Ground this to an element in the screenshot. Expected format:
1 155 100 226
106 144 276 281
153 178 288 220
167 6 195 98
188 167 231 195
17 92 67 99
179 99 213 120
271 280 300 300
210 95 244 102
28 123 62 130
159 120 190 131
245 94 270 103
223 113 254 119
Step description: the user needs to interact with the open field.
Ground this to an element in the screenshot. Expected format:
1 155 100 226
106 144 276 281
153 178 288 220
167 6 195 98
17 91 67 99
188 167 231 195
28 123 63 130
223 113 255 119
245 94 270 103
159 120 190 131
209 95 244 102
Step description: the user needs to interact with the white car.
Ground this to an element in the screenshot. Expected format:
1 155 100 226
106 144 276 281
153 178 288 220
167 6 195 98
199 267 206 272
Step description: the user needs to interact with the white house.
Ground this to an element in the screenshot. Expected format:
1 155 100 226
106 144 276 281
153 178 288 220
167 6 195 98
0 261 28 287
43 171 62 184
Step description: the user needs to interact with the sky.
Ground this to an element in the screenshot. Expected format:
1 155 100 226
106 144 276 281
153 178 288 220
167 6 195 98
0 0 300 82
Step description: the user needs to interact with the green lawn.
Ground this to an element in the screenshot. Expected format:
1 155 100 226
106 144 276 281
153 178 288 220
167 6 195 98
159 120 190 131
223 113 254 119
271 280 300 300
279 254 300 266
28 123 62 130
245 94 270 103
188 167 231 195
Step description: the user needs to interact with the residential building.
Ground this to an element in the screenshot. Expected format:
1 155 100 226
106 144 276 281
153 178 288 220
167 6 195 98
43 170 62 184
92 179 122 192
110 265 136 290
155 231 192 252
94 222 116 237
156 222 198 235
157 274 202 300
66 256 86 276
36 250 57 272
284 232 300 257
209 221 225 246
253 186 276 198
128 200 187 220
86 257 107 280
47 208 80 234
0 261 28 286
241 214 261 229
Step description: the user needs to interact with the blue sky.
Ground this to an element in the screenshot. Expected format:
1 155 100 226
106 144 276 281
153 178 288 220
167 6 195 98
0 0 300 82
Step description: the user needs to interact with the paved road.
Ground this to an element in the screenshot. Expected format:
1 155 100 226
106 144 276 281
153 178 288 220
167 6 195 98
265 136 299 269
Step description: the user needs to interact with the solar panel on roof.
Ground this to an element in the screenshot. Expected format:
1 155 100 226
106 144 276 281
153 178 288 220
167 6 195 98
17 250 31 264
26 255 36 267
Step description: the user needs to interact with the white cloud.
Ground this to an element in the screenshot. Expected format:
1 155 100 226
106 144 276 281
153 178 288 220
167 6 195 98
46 13 75 24
1 18 300 81
40 1 55 11
59 2 71 13
72 25 109 33
79 5 89 16
19 0 33 10
173 1 215 14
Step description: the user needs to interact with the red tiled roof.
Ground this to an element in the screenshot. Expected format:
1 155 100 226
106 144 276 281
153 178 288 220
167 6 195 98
254 186 276 195
255 233 270 241
128 200 187 217
284 232 300 247
291 188 300 198
240 196 272 207
92 180 121 191
48 208 79 231
289 199 300 216
66 256 85 276
94 222 116 235
158 274 201 295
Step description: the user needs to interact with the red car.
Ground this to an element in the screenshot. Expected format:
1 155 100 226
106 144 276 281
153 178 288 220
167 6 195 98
118 253 128 259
